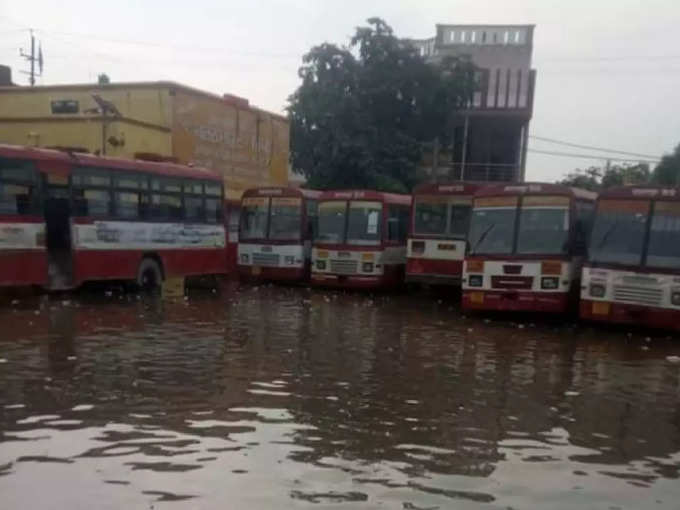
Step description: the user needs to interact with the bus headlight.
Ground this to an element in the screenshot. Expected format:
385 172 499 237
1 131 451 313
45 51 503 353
284 255 295 265
468 274 483 287
671 291 680 306
240 254 249 264
362 262 374 273
541 277 559 290
589 283 605 298
316 259 326 270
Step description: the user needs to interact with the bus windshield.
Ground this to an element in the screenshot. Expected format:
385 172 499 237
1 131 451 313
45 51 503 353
468 206 516 254
347 200 382 245
517 199 569 254
240 197 269 240
317 201 347 243
269 197 302 241
646 201 680 269
413 196 471 238
589 200 649 266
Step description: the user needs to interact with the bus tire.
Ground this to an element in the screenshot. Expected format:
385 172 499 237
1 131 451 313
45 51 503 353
136 258 163 290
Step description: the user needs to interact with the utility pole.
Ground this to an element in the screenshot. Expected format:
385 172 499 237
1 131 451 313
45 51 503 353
20 30 43 86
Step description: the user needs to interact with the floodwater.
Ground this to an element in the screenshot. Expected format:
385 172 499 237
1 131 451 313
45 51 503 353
1 285 680 510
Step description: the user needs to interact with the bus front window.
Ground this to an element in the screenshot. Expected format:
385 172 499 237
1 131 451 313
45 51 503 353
240 197 269 240
468 207 516 254
589 200 649 266
414 197 447 236
646 201 680 269
269 197 302 240
347 201 382 245
517 199 569 254
317 201 346 243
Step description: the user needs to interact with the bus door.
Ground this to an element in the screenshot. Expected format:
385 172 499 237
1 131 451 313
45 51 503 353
43 173 73 290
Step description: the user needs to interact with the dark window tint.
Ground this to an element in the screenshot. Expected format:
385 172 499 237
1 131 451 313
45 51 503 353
0 158 38 215
73 169 111 187
73 189 111 217
115 175 147 189
150 194 182 221
387 205 409 242
185 196 204 222
115 192 140 219
205 183 222 197
589 200 649 266
152 178 181 193
205 198 222 224
468 207 517 254
646 201 680 269
449 204 472 238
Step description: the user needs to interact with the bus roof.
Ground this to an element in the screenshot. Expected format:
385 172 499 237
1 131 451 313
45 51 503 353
0 144 222 182
241 187 323 200
413 181 486 196
318 189 412 205
473 182 597 201
598 185 680 200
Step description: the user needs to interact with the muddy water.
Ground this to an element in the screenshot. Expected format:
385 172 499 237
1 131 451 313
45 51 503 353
1 285 680 509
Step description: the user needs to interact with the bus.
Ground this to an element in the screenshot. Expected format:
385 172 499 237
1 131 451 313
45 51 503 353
0 144 226 290
406 182 482 286
462 183 596 313
237 187 321 282
580 186 680 330
311 190 411 289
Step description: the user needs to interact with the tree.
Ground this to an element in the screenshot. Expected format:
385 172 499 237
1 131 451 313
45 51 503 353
653 143 680 185
288 18 476 192
97 73 110 85
559 163 650 191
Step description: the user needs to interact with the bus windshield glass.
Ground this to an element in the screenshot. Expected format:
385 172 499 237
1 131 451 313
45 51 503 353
347 201 382 245
589 199 649 266
646 201 680 269
517 197 569 254
414 196 471 238
240 197 269 240
468 198 517 254
269 197 302 240
317 201 347 243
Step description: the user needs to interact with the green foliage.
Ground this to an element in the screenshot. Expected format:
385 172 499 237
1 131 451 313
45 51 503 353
288 18 476 192
559 163 651 191
97 73 110 85
652 143 680 185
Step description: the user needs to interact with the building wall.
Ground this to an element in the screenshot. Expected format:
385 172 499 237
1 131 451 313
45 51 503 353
0 82 290 199
0 84 174 157
171 88 289 200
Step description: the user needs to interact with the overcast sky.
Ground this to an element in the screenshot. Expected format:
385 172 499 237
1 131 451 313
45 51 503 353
1 0 678 181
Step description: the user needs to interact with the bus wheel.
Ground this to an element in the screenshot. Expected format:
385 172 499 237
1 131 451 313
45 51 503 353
136 258 163 291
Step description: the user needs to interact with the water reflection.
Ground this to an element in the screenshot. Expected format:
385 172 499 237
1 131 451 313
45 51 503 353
0 284 679 509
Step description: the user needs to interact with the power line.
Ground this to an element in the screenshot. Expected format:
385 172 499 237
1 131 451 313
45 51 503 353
528 148 660 163
529 135 661 159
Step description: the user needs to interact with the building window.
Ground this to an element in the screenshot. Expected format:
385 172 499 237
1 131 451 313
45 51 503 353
51 100 79 114
471 31 477 43
449 30 456 42
482 31 487 44
515 30 521 44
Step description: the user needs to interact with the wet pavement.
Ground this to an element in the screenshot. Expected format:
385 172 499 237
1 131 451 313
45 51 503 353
1 284 680 509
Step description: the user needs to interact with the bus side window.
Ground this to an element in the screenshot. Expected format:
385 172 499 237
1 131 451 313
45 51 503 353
72 168 112 218
0 159 38 215
387 205 409 243
573 201 595 255
306 199 318 239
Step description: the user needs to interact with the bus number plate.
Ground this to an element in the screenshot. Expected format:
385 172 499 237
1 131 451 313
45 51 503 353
252 266 262 276
592 302 610 315
470 292 484 304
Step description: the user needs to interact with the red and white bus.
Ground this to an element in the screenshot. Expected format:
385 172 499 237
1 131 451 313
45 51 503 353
237 187 321 282
311 190 411 289
406 182 482 285
462 183 596 313
580 186 680 330
0 144 226 290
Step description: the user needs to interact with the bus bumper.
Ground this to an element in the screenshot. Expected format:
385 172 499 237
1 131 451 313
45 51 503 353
406 258 462 286
462 290 570 313
580 299 680 331
238 265 307 282
311 273 390 290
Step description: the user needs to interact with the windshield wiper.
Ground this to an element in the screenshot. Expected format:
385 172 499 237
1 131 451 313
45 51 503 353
471 223 495 253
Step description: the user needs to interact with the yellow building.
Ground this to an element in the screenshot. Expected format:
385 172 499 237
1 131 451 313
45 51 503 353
0 81 289 199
